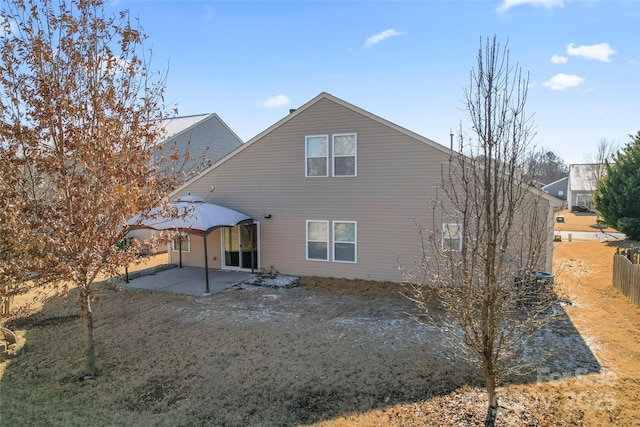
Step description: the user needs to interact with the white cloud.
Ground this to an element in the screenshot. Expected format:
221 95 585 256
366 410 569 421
364 29 403 49
497 0 563 13
542 73 585 90
551 55 568 64
566 43 616 62
257 94 291 108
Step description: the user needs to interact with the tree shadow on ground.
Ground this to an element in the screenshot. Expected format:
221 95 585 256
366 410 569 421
606 240 639 249
0 279 601 426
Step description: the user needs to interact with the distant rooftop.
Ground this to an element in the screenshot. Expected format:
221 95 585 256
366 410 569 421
158 114 211 139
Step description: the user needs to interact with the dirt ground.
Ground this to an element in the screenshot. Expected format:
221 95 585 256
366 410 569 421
553 209 609 233
1 212 639 426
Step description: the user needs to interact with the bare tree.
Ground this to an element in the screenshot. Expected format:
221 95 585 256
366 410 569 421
0 0 185 377
583 138 618 194
524 147 568 185
405 36 556 426
585 138 617 172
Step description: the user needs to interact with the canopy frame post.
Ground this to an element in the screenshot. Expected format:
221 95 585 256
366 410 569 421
204 234 210 294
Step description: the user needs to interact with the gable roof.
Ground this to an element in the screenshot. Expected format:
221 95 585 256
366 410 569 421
159 114 211 139
173 92 451 193
541 176 568 190
171 92 562 208
157 113 244 145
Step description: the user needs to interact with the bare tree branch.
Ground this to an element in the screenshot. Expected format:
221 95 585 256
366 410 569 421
404 36 558 427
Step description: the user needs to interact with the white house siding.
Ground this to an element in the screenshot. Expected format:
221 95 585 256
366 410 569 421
171 94 557 282
567 163 607 209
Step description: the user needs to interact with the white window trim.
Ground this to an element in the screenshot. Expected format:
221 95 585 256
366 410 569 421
332 220 357 263
305 135 329 177
172 234 191 253
332 133 357 177
306 220 329 261
442 223 462 252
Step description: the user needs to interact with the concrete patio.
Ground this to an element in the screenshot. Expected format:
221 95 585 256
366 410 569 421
119 265 255 296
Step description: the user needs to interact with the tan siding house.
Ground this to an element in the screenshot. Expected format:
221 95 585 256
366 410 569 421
169 93 559 282
129 113 243 246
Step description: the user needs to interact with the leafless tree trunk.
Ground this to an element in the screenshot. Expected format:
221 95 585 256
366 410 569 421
405 36 557 426
585 138 617 172
79 287 96 378
584 138 618 208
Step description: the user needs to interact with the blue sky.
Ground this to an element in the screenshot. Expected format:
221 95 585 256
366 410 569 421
110 0 639 165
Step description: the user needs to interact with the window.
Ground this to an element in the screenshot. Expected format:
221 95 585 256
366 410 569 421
333 221 357 263
442 223 462 251
306 220 357 263
305 135 328 177
306 220 329 261
332 133 357 176
172 234 190 252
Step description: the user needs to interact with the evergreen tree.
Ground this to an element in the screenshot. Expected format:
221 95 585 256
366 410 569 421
595 131 640 240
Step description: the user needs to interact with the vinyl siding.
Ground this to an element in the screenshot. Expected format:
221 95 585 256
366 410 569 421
168 230 223 269
155 114 243 182
542 176 568 200
173 96 554 282
174 98 448 282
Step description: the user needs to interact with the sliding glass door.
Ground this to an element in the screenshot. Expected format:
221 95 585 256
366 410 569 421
223 223 258 270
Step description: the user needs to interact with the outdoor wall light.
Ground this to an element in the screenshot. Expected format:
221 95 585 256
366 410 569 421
263 213 272 219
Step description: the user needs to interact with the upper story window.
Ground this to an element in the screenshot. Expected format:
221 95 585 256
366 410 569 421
305 133 357 177
442 223 462 252
332 133 357 176
305 135 328 177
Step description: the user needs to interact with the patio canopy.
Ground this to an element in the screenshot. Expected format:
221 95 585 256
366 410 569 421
127 195 252 237
127 195 253 293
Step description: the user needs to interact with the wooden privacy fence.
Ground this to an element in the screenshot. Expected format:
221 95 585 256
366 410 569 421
613 247 640 308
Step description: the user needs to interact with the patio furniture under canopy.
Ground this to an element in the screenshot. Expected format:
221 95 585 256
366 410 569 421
127 195 253 293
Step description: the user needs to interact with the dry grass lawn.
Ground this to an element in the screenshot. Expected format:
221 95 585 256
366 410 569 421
1 218 639 426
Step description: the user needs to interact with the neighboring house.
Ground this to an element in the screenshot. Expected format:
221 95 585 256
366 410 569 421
542 176 568 201
168 93 561 282
128 113 243 245
566 164 607 210
154 113 244 183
